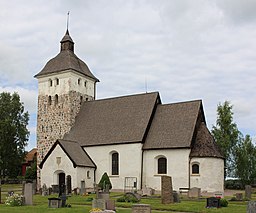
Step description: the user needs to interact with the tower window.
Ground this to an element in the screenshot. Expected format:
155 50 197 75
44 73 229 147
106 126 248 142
78 78 81 85
80 96 83 105
49 79 53 87
56 78 59 85
48 96 52 105
55 94 59 106
84 81 87 87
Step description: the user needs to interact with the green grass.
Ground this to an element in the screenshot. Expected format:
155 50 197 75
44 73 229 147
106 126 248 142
0 184 252 213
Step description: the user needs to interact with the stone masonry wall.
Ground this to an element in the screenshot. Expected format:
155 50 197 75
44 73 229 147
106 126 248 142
37 91 93 187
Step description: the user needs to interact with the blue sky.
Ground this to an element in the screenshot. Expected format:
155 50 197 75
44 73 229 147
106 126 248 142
0 0 256 150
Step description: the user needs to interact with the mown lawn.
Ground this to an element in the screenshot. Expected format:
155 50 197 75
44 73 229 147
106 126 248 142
0 185 252 213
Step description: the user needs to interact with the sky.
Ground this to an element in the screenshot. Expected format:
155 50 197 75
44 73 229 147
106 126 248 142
0 0 256 150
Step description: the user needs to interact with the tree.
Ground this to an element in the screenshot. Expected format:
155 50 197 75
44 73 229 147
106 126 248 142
25 162 37 180
98 172 112 191
211 101 242 178
0 92 29 178
234 135 256 186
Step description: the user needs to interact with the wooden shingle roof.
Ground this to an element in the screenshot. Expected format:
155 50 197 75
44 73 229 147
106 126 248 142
190 122 224 158
64 92 160 146
143 100 202 149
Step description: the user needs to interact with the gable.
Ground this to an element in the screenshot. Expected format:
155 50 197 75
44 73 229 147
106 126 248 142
64 92 160 146
39 139 96 169
143 100 202 149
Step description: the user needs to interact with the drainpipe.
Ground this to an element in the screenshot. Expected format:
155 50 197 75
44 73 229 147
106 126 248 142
188 157 191 189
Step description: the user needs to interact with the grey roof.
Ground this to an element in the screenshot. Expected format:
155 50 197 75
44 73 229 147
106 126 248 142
143 100 202 149
190 122 224 158
64 92 160 146
34 31 99 82
39 139 96 169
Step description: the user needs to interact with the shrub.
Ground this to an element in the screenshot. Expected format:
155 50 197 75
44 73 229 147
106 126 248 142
225 179 244 190
5 194 24 206
116 194 139 203
98 172 112 191
220 198 228 207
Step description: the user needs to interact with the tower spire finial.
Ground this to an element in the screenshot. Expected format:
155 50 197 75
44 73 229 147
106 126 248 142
67 11 70 31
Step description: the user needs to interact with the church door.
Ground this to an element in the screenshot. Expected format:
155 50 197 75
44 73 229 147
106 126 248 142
59 172 65 195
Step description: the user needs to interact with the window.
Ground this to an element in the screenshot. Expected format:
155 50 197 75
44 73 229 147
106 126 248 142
55 94 58 105
87 171 90 179
158 157 167 174
49 79 53 87
56 78 59 85
84 81 87 87
112 152 119 175
78 78 81 85
192 163 199 175
80 96 83 105
48 96 52 105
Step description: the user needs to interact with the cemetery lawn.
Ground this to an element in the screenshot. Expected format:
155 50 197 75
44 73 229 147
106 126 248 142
0 193 248 213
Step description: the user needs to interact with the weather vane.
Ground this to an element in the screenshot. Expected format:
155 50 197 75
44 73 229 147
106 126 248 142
67 11 70 30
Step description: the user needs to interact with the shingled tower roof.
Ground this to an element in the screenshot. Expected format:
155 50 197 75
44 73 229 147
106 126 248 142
34 30 99 82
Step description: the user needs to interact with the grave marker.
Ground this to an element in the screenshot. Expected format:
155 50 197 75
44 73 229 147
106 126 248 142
92 198 106 210
132 204 151 213
245 185 252 199
247 201 256 213
24 183 33 205
161 176 173 204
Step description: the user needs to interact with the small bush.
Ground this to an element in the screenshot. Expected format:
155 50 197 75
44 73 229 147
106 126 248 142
5 194 24 206
220 198 228 207
98 172 112 191
230 197 237 201
85 197 94 202
225 179 244 190
116 194 139 203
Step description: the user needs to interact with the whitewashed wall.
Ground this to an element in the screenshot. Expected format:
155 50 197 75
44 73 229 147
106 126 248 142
85 143 143 190
143 149 191 191
190 157 224 192
37 70 95 97
41 144 95 189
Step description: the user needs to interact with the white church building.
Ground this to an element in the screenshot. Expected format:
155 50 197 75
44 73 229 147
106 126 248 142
36 30 224 193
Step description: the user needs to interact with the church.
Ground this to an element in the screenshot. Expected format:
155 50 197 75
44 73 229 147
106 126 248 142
35 29 224 194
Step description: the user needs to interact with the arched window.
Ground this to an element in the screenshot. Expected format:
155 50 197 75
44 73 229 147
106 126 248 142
84 81 87 87
112 152 119 175
56 78 59 85
192 163 199 174
78 78 81 85
55 94 58 106
158 157 167 174
80 96 83 105
48 96 52 105
49 79 53 87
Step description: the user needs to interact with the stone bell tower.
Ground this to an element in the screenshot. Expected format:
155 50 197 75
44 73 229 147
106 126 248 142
34 30 99 186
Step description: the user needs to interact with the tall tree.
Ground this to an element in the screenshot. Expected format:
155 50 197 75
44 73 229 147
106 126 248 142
0 92 29 178
211 101 242 178
234 135 256 185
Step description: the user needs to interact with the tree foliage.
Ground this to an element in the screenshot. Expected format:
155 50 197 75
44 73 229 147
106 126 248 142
98 172 112 191
234 135 256 185
0 92 29 178
211 101 242 178
25 161 37 180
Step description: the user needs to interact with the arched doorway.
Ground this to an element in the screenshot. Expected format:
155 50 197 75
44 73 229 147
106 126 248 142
58 172 65 195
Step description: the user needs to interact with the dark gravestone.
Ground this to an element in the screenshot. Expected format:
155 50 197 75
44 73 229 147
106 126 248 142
67 175 72 194
59 193 67 207
161 176 173 204
48 198 61 208
206 197 220 208
247 201 256 213
59 184 66 197
173 191 180 203
106 199 115 211
245 185 252 199
52 185 59 194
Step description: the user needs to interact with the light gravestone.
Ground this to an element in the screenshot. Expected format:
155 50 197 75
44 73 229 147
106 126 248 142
92 184 106 210
106 200 115 211
245 185 252 199
161 176 173 204
132 204 151 213
42 183 48 196
188 187 201 199
247 201 256 213
24 183 33 205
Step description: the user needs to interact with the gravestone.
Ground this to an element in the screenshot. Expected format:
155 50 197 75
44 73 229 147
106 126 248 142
42 183 48 196
106 199 115 211
188 187 201 199
32 180 37 195
48 198 61 208
52 184 59 194
236 193 243 201
161 176 173 204
245 185 252 199
173 191 180 203
247 201 256 213
206 197 220 208
132 204 151 213
142 187 154 196
48 187 52 195
92 198 106 210
24 183 33 205
99 192 110 200
80 180 85 195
